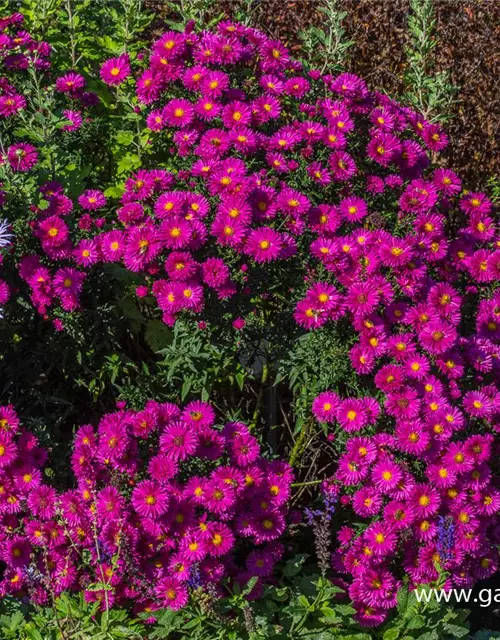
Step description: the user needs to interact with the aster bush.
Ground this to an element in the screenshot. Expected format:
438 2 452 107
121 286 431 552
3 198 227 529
0 402 291 615
0 1 498 636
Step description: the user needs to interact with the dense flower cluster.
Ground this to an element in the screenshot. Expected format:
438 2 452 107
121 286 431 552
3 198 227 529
6 17 496 332
311 246 500 624
0 403 292 610
0 9 498 628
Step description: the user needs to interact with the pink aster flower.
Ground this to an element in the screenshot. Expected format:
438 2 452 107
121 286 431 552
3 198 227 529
1 536 32 568
155 576 188 610
53 268 86 311
371 460 403 493
419 320 457 355
7 142 38 171
163 98 194 127
0 406 20 434
123 224 161 272
339 196 368 222
100 230 125 262
78 189 106 210
100 54 131 86
329 150 357 180
96 486 124 520
409 483 441 518
0 432 17 468
131 480 169 518
205 521 235 556
62 109 82 131
181 401 215 430
160 421 198 460
0 93 26 117
27 485 57 520
73 239 99 267
55 72 86 93
312 391 340 422
245 227 283 263
336 399 368 432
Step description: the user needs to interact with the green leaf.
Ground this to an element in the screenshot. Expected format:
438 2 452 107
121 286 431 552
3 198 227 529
334 603 356 616
104 185 125 199
116 153 141 175
181 378 191 400
145 320 173 352
101 608 109 632
242 576 259 595
283 554 308 577
407 615 426 630
443 624 469 638
115 130 135 146
120 297 145 324
383 629 400 640
235 370 245 391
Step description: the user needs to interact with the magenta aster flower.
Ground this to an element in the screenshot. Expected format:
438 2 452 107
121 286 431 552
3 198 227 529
364 523 397 557
96 486 124 520
74 239 99 267
0 93 26 117
148 454 178 483
0 406 20 434
312 391 340 424
78 189 106 210
205 522 235 556
352 486 383 517
0 432 17 468
336 399 368 432
55 72 86 93
1 535 32 568
100 54 131 85
160 421 198 460
123 224 161 272
27 485 57 520
326 149 355 180
155 576 188 610
422 123 448 151
62 109 82 132
339 196 368 222
367 133 401 166
53 268 86 311
371 460 403 493
7 142 38 171
245 227 283 263
163 98 194 127
181 401 215 430
419 320 457 355
132 480 169 518
409 483 441 518
100 230 125 262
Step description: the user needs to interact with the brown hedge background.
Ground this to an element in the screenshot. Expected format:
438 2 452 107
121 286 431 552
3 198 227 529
148 0 499 188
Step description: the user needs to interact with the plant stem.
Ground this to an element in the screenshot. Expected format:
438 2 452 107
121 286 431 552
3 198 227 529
288 417 313 468
65 0 77 68
250 361 269 430
291 479 323 488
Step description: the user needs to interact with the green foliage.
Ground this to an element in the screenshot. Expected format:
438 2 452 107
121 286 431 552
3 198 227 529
487 175 500 205
403 0 458 122
379 581 470 640
299 0 354 73
160 0 226 32
0 570 474 640
0 594 145 639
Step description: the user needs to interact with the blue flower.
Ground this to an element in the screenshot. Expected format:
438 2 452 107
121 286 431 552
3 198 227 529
0 219 12 249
